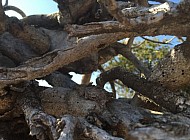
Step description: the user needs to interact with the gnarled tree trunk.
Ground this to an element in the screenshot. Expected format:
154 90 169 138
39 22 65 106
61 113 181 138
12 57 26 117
1 0 190 140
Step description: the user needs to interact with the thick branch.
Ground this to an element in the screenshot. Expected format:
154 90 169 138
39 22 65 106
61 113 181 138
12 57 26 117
0 0 6 33
44 71 78 88
65 21 128 37
7 17 50 54
100 0 131 26
17 87 58 140
0 32 128 86
58 115 77 140
66 2 190 38
80 118 124 140
22 13 59 29
97 67 189 113
148 42 190 90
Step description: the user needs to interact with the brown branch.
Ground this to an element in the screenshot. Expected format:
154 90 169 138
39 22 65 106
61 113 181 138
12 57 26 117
0 32 127 86
66 17 190 38
65 21 127 37
138 0 149 7
56 0 96 25
186 35 190 42
148 42 190 90
44 71 78 88
80 118 124 140
81 73 92 85
97 67 188 113
0 0 4 19
0 0 6 33
7 17 50 54
99 65 116 98
126 37 134 49
17 86 58 140
22 13 59 29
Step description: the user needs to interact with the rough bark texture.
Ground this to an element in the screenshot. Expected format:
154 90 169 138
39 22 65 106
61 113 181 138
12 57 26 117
1 0 190 140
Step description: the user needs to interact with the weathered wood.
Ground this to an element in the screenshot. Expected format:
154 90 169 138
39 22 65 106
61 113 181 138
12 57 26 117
1 0 190 140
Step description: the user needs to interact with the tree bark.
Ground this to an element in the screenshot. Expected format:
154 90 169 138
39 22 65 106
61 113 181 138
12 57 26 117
1 0 190 140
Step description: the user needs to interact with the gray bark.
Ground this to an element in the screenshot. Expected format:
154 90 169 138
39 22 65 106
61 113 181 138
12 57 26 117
1 0 190 140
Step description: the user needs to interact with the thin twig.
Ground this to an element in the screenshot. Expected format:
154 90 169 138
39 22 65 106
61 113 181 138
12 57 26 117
177 37 185 42
111 42 151 77
4 0 8 7
4 5 26 17
132 40 146 49
141 36 173 45
165 36 176 43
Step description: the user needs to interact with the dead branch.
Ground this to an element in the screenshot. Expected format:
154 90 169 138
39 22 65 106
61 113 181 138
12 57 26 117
44 71 78 88
0 32 127 86
3 0 8 7
99 65 116 98
80 118 124 140
0 0 6 33
4 6 26 17
7 17 50 54
141 36 173 45
81 73 92 85
99 0 131 26
148 42 190 90
65 21 127 37
22 13 59 29
57 115 77 140
97 66 190 113
17 86 58 140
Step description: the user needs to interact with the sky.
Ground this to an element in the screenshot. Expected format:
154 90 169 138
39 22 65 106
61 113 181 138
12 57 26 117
3 0 180 18
2 0 182 86
3 0 58 18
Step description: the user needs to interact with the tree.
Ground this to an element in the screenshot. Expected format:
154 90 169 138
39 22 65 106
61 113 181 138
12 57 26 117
0 0 190 139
